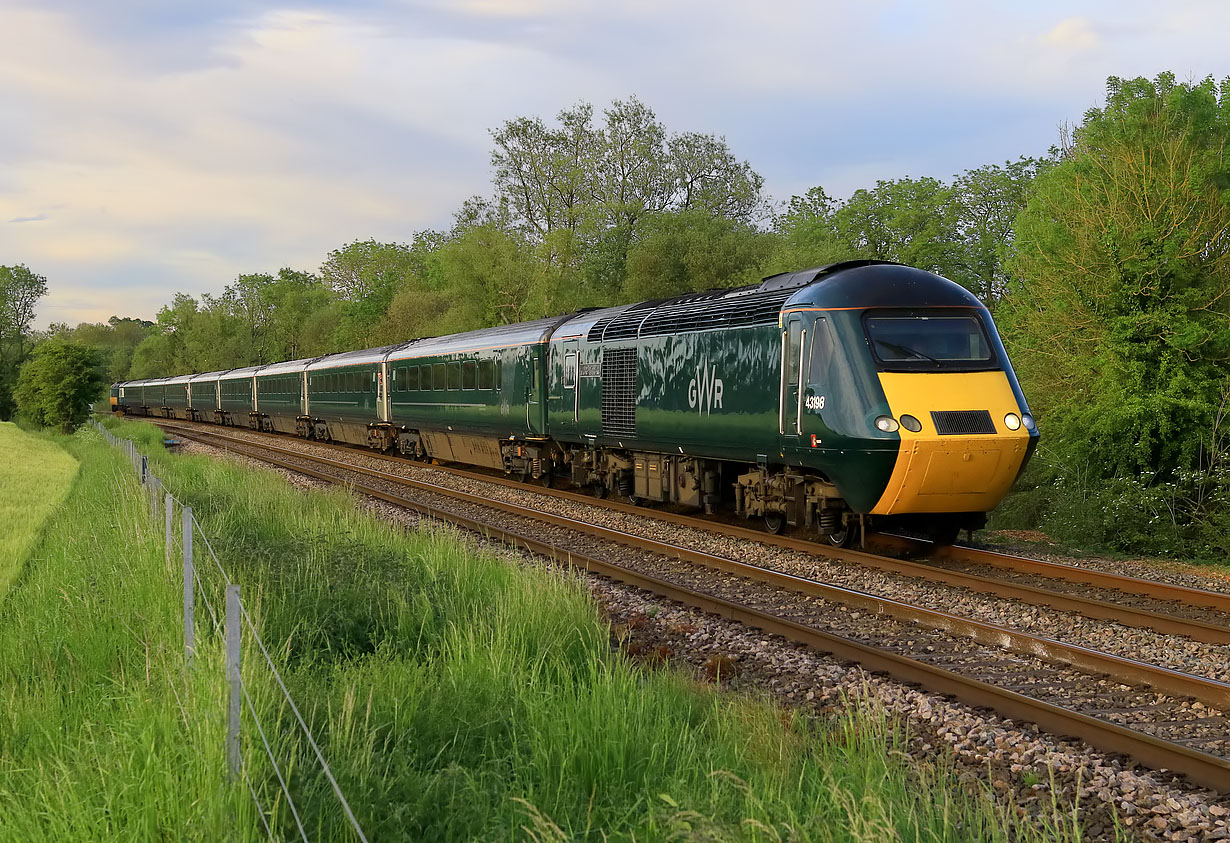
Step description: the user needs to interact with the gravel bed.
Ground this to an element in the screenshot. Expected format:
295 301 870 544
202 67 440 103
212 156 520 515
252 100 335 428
169 424 1230 686
176 433 1230 842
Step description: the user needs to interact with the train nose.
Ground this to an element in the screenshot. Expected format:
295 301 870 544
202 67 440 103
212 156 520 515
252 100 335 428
870 372 1033 516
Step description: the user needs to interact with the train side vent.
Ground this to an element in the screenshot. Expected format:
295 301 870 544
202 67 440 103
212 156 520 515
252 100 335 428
601 348 638 438
930 410 996 435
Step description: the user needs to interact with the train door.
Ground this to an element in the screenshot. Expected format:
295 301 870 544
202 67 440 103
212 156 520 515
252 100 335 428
377 363 390 422
300 372 309 416
556 340 580 438
779 314 806 439
527 352 545 435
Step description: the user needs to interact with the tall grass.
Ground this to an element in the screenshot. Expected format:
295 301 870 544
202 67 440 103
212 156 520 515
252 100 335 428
104 417 1084 841
0 421 79 599
0 424 257 841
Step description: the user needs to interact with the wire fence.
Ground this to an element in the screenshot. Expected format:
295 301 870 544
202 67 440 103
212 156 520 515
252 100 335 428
93 420 369 842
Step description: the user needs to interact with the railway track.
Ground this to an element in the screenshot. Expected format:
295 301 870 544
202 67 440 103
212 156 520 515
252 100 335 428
150 417 1230 643
146 418 1230 791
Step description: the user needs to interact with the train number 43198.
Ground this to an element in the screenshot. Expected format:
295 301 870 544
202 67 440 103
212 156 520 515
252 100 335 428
805 395 826 411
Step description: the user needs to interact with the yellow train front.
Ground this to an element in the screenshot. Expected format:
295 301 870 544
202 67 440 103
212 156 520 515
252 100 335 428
755 261 1038 545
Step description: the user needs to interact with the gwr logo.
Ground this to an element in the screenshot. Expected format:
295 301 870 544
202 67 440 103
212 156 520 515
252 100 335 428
688 361 724 415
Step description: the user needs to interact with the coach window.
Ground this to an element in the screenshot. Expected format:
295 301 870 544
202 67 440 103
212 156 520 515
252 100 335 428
364 372 372 393
494 360 503 391
462 360 477 390
448 361 462 390
406 366 419 391
478 360 494 390
563 353 578 389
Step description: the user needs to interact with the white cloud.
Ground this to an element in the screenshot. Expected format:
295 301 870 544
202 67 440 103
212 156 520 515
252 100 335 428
2 0 1230 328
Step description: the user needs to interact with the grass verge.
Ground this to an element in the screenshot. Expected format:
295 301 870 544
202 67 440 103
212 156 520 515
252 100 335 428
0 420 79 599
0 424 256 840
105 416 1090 841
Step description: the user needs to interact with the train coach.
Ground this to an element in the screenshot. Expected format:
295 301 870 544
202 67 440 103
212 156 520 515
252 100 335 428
111 260 1038 544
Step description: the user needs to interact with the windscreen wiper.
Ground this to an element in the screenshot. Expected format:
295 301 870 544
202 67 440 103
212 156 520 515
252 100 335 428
875 340 940 364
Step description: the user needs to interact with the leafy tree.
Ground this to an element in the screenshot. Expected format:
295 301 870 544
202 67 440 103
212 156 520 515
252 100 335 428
14 339 106 432
322 238 440 349
489 96 766 297
623 209 773 301
0 264 48 419
950 158 1044 305
1004 72 1230 479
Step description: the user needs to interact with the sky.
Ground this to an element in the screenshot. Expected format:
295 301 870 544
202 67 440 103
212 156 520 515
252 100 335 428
2 1 1228 329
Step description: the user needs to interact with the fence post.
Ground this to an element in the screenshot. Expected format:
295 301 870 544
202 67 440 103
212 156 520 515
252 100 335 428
141 455 148 486
226 585 242 782
183 506 195 664
165 493 174 567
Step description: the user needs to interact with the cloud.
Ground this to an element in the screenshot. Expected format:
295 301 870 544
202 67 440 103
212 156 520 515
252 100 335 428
3 1 1230 329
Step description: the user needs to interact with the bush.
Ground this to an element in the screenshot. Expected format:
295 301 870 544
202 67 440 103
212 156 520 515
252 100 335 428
14 340 106 433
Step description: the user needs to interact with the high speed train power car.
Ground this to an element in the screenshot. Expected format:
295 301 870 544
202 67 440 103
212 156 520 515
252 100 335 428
111 260 1038 545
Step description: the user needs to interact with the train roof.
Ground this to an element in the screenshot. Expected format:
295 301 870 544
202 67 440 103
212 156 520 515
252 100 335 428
307 346 401 371
256 357 315 376
189 370 228 381
783 262 984 310
384 316 565 362
218 365 262 380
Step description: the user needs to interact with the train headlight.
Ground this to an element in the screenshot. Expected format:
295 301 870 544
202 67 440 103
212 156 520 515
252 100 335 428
1022 413 1036 431
874 415 899 432
1004 413 1021 430
899 414 922 432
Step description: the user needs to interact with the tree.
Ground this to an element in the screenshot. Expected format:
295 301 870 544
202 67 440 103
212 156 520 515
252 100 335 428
14 340 107 432
489 96 767 296
1003 72 1230 479
0 264 48 420
321 238 438 349
950 158 1043 305
623 209 773 301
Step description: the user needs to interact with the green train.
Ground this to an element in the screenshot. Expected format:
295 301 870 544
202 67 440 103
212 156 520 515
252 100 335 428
111 260 1038 545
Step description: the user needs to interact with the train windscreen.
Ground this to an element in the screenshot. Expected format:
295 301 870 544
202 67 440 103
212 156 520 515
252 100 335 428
864 312 996 371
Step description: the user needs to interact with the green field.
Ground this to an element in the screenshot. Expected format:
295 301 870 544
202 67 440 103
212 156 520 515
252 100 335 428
93 416 1094 842
0 421 79 599
0 424 251 840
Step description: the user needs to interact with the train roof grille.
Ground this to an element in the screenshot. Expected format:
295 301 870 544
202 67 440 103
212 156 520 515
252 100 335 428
637 289 794 337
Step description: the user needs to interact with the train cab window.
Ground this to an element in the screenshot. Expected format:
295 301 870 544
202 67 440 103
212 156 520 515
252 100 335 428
478 360 494 390
432 363 446 390
786 321 803 385
462 361 477 390
864 312 995 371
448 362 462 390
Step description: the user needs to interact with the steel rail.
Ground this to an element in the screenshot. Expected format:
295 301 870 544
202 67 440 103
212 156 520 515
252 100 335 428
153 419 1230 645
887 534 1230 615
166 425 1230 790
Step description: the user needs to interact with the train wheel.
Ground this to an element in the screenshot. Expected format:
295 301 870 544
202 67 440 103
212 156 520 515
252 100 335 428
763 513 785 535
826 527 853 548
927 518 962 546
589 482 607 499
540 469 554 489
